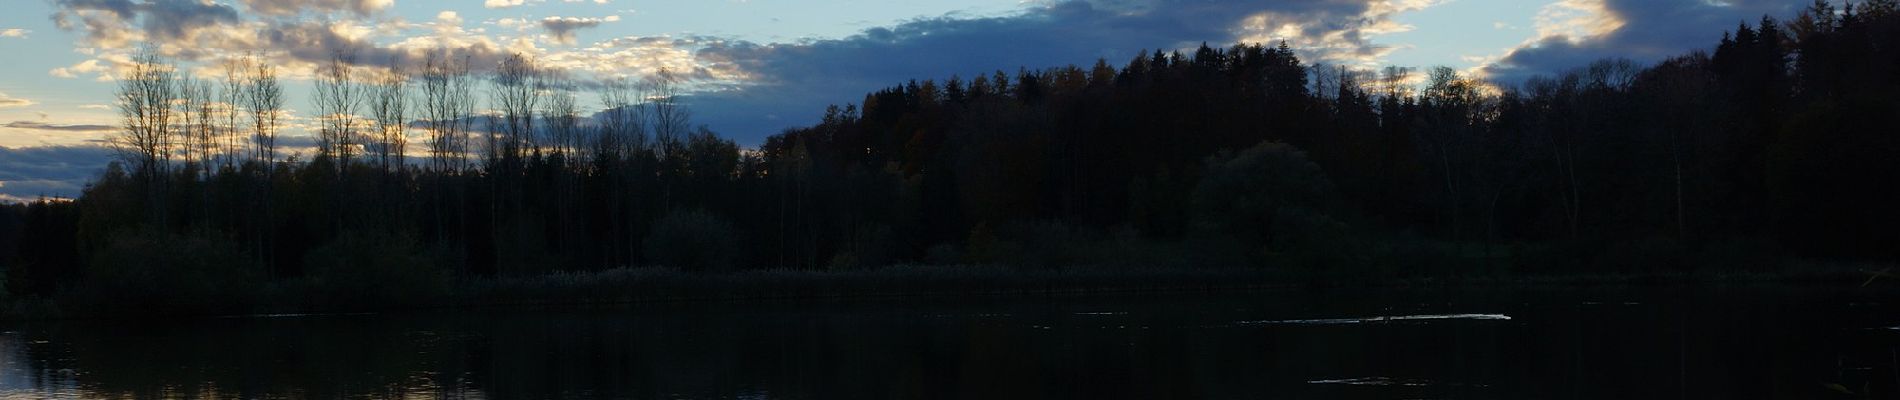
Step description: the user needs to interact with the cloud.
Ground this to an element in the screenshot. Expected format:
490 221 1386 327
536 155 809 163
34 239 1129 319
237 0 392 17
48 2 522 82
544 35 741 83
49 58 118 81
1480 0 1806 84
0 145 115 200
0 92 32 108
53 0 244 43
42 0 1429 146
485 0 530 9
540 16 619 44
672 0 1431 142
1 29 28 38
4 121 116 133
1236 0 1447 67
22 0 1457 200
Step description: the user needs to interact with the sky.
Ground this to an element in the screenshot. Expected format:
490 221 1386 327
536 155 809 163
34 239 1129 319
0 0 1817 201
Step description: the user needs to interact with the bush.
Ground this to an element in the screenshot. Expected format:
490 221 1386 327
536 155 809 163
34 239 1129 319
73 228 256 315
963 220 1091 268
643 209 741 272
1190 141 1361 269
1263 206 1362 270
301 231 447 308
924 243 963 265
829 223 897 270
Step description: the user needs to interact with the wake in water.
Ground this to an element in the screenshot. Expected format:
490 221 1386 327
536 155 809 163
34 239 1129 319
1237 313 1512 325
1307 377 1492 388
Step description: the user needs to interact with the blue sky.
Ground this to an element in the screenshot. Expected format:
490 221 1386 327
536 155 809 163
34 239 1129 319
0 0 1816 200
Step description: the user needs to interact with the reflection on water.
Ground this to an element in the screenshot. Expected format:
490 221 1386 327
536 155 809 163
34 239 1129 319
1 287 1898 399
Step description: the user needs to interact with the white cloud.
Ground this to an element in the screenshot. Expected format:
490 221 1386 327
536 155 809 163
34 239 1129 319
50 59 103 79
41 0 1463 143
495 17 535 31
0 92 33 108
1532 0 1625 44
0 29 28 38
485 0 529 9
1236 0 1448 67
239 0 392 16
1477 0 1794 83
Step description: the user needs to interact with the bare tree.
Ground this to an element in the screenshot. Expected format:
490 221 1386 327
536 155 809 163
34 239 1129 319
488 53 543 166
1378 66 1414 100
237 53 287 277
218 59 245 171
422 51 476 173
370 61 411 174
643 68 694 208
111 50 183 226
172 75 222 224
596 76 650 162
647 68 690 162
485 52 545 275
1584 58 1641 92
313 49 365 167
595 76 651 267
541 77 583 165
1308 63 1338 104
418 50 479 273
113 50 179 180
179 76 217 180
244 54 284 169
174 75 202 176
539 73 587 262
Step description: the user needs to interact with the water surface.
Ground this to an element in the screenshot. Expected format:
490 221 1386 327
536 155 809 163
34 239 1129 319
2 286 1896 399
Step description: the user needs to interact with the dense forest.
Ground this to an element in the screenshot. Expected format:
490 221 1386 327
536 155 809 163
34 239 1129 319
1 2 1896 312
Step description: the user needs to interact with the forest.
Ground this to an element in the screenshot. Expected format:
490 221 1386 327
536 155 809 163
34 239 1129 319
0 2 1896 314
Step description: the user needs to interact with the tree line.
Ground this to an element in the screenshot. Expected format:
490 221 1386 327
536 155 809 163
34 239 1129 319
2 1 1897 304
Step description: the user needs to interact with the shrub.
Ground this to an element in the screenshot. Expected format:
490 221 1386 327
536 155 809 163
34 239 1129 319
829 223 897 270
73 228 256 315
962 220 1089 268
301 231 447 308
643 209 741 272
1190 141 1361 269
923 243 963 265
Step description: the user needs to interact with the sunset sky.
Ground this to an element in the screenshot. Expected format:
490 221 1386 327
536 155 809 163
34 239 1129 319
0 0 1814 201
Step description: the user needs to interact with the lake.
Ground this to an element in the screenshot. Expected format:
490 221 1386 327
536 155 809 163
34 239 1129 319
2 285 1896 399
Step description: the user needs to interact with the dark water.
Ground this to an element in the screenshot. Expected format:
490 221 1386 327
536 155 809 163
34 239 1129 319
3 286 1898 399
